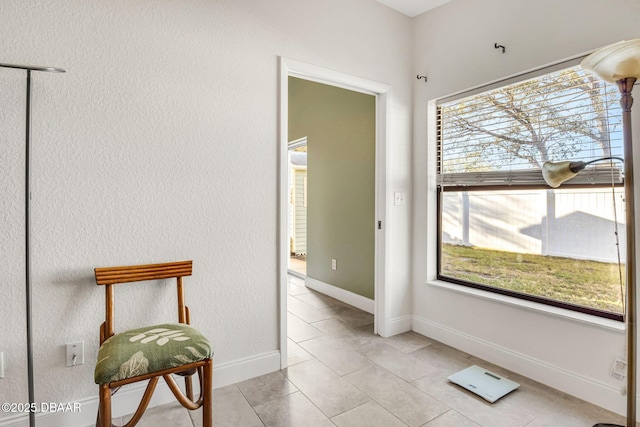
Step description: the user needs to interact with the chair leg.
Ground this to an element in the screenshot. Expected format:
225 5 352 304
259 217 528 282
184 375 193 401
98 384 111 427
202 359 213 427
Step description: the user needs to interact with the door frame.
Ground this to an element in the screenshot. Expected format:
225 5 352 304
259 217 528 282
278 57 390 368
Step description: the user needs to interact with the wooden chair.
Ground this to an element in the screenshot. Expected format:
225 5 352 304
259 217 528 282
93 260 213 427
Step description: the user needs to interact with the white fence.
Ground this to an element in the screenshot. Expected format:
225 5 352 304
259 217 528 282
441 188 626 263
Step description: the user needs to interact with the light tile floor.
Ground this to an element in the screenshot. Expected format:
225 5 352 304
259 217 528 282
289 257 306 276
119 274 629 427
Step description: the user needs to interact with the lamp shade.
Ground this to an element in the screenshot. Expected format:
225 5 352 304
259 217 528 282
581 38 640 83
541 161 586 188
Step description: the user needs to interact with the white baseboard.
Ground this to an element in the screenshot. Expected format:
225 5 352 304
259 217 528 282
411 315 629 417
0 351 281 427
387 315 413 337
305 277 375 314
212 350 281 389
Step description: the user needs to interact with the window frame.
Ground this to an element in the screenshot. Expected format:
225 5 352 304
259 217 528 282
434 56 625 322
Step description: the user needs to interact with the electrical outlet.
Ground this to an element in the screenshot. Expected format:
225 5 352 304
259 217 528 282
66 342 84 367
611 357 627 380
331 259 337 270
394 192 406 206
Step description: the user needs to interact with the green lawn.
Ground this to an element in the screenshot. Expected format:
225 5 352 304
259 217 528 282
441 244 624 314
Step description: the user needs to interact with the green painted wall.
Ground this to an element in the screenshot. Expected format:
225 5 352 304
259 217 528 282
288 76 375 299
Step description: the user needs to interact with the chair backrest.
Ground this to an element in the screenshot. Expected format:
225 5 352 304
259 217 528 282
94 260 193 344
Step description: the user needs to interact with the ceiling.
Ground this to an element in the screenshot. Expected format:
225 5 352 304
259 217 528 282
374 0 452 17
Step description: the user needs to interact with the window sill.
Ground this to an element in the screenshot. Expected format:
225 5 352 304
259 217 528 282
424 279 625 333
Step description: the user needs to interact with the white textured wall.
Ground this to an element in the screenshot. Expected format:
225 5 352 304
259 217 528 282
0 0 412 417
412 0 640 415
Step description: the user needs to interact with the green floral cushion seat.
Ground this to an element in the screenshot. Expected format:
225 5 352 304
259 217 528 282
95 323 213 385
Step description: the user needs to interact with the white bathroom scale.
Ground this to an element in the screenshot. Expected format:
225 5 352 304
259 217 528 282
447 365 520 403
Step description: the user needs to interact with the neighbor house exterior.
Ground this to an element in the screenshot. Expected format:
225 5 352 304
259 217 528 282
290 152 307 257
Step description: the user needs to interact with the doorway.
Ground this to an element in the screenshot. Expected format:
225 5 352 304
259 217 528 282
279 57 390 369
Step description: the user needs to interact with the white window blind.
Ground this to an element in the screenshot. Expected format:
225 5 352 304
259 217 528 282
437 64 623 188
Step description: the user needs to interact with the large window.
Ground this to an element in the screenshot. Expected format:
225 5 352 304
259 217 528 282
436 58 626 320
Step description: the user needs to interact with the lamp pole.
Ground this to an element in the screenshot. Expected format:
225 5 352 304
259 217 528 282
0 62 65 427
618 76 637 427
25 68 35 427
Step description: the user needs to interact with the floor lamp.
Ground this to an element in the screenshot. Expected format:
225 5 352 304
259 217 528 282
0 62 65 427
542 39 640 427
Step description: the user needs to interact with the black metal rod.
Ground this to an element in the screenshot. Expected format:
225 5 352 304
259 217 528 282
0 62 64 427
584 156 625 166
25 69 35 427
